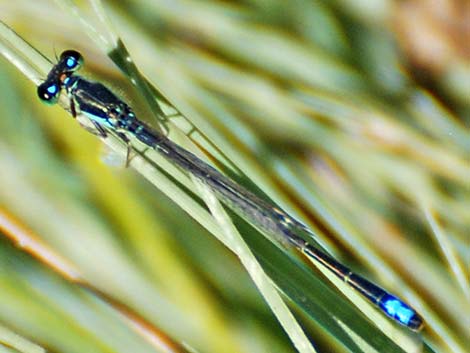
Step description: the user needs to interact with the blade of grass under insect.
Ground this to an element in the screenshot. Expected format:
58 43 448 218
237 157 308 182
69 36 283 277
193 176 316 353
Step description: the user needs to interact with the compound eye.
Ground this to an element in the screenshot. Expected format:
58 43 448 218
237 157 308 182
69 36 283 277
60 50 83 71
37 82 60 105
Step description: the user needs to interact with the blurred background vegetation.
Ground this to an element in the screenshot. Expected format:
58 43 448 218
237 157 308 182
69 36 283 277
0 1 468 353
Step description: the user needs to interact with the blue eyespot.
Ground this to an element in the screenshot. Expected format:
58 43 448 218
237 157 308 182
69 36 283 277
47 84 58 94
66 57 77 68
37 82 60 105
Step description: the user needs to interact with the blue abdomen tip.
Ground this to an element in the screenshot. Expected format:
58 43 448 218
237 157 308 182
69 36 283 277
379 294 423 331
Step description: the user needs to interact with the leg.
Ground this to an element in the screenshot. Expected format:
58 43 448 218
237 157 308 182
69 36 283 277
116 132 133 167
69 96 78 118
91 121 108 138
77 120 109 138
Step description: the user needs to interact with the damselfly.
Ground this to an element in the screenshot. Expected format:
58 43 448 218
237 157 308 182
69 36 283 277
37 50 424 331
